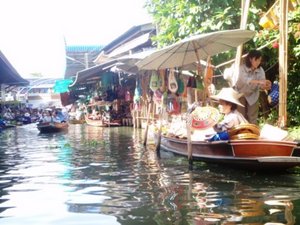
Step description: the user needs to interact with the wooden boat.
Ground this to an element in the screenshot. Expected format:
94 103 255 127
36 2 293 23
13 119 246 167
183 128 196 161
68 118 86 124
156 134 300 171
85 115 107 127
85 115 122 127
37 122 68 133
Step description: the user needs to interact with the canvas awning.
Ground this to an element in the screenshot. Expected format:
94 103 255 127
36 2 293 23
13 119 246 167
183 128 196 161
108 33 151 58
70 59 118 86
0 51 29 86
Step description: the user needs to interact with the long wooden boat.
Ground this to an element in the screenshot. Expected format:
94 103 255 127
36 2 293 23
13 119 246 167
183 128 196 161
157 134 300 171
85 115 107 127
85 115 122 127
37 122 69 133
68 118 86 124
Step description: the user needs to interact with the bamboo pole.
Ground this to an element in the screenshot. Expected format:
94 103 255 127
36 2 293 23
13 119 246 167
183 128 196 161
143 99 153 146
155 105 163 154
186 90 193 169
278 0 288 127
232 0 251 87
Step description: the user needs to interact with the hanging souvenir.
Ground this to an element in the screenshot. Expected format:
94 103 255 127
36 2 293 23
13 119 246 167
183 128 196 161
196 75 204 90
150 71 159 92
134 79 142 103
167 94 180 115
176 76 184 94
162 91 168 107
159 69 166 92
153 89 163 104
125 90 132 102
168 70 178 93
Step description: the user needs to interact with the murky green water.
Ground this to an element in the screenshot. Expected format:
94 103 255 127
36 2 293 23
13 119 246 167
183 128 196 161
0 123 300 225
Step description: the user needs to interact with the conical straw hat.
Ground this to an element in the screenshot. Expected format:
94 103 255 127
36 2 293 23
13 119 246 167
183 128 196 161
210 87 244 107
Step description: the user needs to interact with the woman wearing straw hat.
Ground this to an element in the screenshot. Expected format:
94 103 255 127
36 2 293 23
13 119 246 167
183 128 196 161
210 87 248 133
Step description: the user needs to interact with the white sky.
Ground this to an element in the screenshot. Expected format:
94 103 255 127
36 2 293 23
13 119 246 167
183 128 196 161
0 0 152 78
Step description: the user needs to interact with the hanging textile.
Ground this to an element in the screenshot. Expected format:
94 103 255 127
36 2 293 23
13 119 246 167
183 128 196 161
168 70 178 93
149 71 160 92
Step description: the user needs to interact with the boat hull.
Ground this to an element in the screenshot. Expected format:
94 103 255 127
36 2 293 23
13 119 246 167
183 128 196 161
85 116 121 127
158 135 300 171
85 116 107 127
37 122 68 133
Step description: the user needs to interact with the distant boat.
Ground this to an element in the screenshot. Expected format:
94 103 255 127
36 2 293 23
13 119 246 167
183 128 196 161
37 122 68 133
68 118 85 124
156 134 300 171
85 115 122 127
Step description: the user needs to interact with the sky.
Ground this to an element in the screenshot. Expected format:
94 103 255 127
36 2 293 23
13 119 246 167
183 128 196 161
0 0 152 78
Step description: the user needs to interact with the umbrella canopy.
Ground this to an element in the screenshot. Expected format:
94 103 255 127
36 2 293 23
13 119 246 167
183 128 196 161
114 50 155 74
136 29 255 70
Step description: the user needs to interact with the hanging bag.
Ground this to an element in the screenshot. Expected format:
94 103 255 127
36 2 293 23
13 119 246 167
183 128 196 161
168 70 178 93
150 71 159 92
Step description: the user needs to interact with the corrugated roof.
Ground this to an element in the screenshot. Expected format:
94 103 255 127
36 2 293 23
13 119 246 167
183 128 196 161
0 51 29 86
66 45 103 52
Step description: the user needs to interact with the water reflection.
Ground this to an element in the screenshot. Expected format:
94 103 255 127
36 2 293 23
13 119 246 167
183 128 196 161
0 124 299 225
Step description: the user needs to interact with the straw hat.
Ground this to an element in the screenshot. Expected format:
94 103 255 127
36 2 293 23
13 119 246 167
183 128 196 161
210 87 244 107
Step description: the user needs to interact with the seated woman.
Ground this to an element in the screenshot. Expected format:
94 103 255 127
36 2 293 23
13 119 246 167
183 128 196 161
41 110 53 123
208 87 248 141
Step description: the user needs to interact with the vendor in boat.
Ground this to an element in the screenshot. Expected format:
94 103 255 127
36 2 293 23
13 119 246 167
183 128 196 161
41 110 53 123
210 87 248 133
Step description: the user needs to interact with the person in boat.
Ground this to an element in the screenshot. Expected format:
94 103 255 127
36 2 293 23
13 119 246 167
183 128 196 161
223 50 272 124
41 110 53 123
208 87 248 141
52 110 63 123
22 112 32 124
55 108 66 122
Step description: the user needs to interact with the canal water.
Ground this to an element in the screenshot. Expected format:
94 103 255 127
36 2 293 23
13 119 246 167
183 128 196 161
0 123 300 225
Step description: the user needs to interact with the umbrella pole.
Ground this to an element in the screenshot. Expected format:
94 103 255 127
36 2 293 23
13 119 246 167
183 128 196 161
187 123 193 170
155 107 163 155
187 88 193 170
143 99 153 146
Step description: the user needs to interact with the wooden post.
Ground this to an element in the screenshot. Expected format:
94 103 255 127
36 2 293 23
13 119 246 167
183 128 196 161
186 87 193 169
155 107 163 154
278 0 288 127
187 122 193 170
233 0 251 87
137 110 140 128
143 100 153 146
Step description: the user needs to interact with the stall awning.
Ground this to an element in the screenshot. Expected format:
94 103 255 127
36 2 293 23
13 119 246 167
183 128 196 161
108 33 151 58
0 51 29 86
70 59 118 86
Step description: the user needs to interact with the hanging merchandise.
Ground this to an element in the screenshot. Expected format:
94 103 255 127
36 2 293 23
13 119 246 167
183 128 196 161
102 72 112 88
134 79 142 103
181 75 189 98
168 69 178 93
195 75 204 90
204 58 214 97
162 91 168 107
53 79 73 93
149 71 159 92
125 90 132 102
159 69 166 92
176 76 185 95
187 75 197 88
153 89 163 104
167 94 181 115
